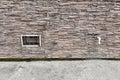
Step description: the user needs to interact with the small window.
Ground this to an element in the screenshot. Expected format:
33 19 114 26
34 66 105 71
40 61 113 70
21 35 41 47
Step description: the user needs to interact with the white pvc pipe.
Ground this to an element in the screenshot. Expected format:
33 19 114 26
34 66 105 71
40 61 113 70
97 36 101 44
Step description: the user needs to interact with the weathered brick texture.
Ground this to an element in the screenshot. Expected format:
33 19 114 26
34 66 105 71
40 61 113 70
0 0 120 58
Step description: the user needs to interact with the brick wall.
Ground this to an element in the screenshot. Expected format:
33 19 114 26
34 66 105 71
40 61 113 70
0 0 120 58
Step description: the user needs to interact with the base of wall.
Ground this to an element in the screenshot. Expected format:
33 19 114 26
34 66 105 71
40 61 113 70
0 58 120 61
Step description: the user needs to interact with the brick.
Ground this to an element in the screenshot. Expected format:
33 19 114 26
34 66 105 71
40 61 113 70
0 0 120 59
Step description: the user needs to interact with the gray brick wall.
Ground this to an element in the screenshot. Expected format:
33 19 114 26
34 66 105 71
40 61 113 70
0 0 120 58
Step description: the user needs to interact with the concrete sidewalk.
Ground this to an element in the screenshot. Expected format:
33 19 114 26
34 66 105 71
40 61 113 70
0 60 120 80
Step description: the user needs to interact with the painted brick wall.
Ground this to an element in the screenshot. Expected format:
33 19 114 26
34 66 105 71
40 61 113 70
0 0 120 58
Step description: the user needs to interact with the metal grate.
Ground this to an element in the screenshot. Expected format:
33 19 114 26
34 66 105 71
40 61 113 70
21 35 41 47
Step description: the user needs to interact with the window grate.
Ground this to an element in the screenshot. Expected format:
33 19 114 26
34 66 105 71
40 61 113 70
21 35 41 47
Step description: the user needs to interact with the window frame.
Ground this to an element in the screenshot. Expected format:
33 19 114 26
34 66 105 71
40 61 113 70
21 35 41 47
